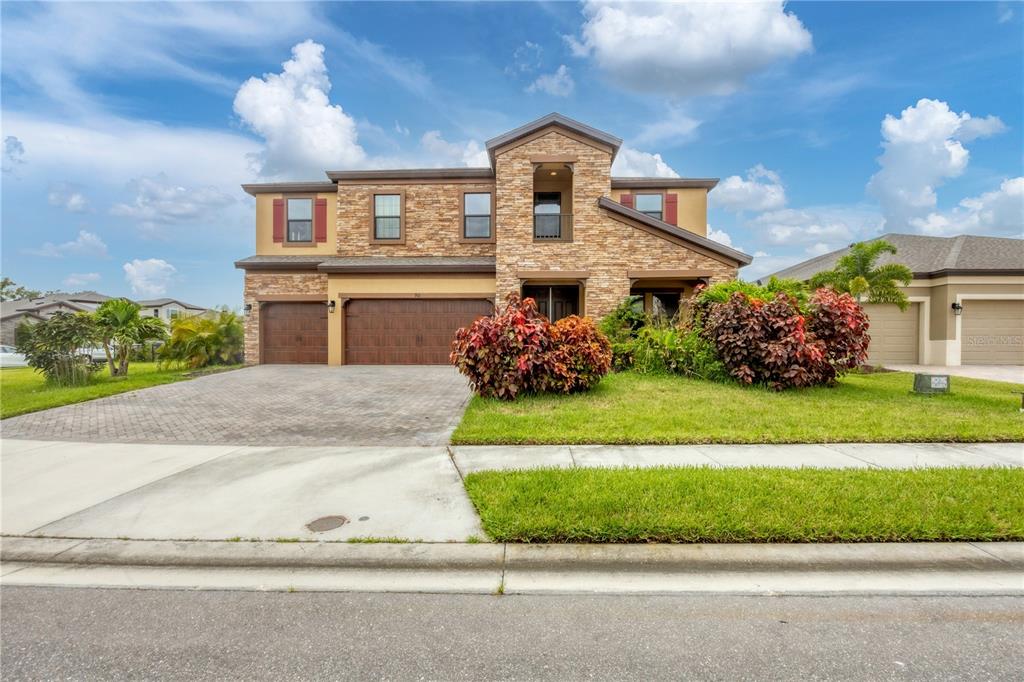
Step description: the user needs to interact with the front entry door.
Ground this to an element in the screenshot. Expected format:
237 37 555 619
522 285 580 322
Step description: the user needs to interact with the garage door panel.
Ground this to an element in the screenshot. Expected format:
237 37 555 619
863 303 920 366
345 299 494 365
962 300 1024 365
261 302 328 365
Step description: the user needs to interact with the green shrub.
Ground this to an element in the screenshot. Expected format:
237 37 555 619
630 325 729 381
695 277 807 312
160 308 243 369
598 296 649 370
15 311 99 386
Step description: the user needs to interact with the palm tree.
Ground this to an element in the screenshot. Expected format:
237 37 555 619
160 308 244 368
93 298 167 376
809 240 914 310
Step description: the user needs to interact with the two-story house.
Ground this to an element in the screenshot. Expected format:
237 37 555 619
235 113 751 365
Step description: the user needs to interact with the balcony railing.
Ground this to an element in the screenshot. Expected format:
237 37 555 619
533 214 572 240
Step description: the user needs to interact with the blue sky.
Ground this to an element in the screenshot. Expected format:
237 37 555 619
2 1 1021 307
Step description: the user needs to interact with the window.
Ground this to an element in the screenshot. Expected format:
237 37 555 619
373 194 402 240
152 309 160 317
462 192 492 239
635 193 663 221
533 192 563 239
168 307 181 320
286 198 313 242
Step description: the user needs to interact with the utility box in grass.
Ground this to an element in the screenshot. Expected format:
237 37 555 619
914 373 950 394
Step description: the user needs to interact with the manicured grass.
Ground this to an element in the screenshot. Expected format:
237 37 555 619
464 467 1024 543
452 371 1024 444
0 362 234 419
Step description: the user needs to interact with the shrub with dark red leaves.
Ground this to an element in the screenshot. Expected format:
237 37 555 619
450 294 553 400
545 315 613 393
700 289 868 390
806 288 870 374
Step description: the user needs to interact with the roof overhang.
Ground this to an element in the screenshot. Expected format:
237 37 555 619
485 113 622 168
234 257 324 271
327 168 494 183
611 177 719 190
318 261 496 275
598 196 753 267
912 268 1024 279
241 182 337 196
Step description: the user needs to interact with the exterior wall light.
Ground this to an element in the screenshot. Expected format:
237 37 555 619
951 302 963 316
244 303 252 316
328 300 337 314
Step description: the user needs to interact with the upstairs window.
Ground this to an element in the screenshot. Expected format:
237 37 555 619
463 192 492 240
286 198 313 242
533 192 565 240
635 193 663 221
373 194 402 240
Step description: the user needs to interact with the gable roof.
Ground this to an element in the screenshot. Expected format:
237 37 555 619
485 113 623 167
136 298 207 311
598 196 753 266
1 291 111 320
761 233 1024 282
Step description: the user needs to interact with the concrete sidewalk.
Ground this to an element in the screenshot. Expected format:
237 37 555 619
451 442 1023 473
3 537 1022 596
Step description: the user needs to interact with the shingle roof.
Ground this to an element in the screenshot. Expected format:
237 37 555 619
598 197 753 266
234 255 327 271
0 291 111 320
761 233 1024 282
611 177 719 190
136 298 206 310
485 113 623 166
233 255 497 274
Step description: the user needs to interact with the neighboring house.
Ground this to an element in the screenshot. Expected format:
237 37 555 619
762 233 1024 367
137 298 209 322
0 292 209 345
236 113 751 365
0 291 110 345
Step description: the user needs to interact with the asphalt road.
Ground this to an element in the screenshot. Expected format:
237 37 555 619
2 587 1021 680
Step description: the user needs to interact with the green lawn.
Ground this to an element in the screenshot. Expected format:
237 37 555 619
464 467 1024 543
0 362 228 419
452 371 1024 444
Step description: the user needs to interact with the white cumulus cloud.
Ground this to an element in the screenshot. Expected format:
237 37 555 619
27 230 108 258
63 272 101 288
567 1 812 97
123 258 176 297
48 183 89 212
753 206 884 247
419 131 489 167
910 177 1024 237
712 164 787 212
111 174 235 236
867 98 1007 230
234 40 366 178
611 146 679 178
527 65 575 97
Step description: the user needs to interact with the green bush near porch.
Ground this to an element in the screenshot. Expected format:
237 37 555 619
451 371 1024 445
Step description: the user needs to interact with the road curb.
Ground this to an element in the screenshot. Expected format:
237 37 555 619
3 536 1022 572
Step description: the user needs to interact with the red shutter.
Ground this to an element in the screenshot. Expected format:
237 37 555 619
272 198 285 243
314 198 328 243
665 193 678 225
620 193 634 209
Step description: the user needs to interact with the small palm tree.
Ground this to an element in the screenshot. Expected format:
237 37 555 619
809 240 914 310
160 308 243 368
93 298 167 376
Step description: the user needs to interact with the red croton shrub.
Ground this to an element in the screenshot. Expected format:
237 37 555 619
701 290 869 390
545 316 613 394
450 294 552 400
450 294 613 400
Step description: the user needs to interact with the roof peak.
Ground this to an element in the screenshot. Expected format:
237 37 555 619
485 113 622 166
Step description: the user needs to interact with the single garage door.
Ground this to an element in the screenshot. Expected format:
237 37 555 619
961 300 1024 365
863 303 920 365
346 299 494 365
261 302 328 364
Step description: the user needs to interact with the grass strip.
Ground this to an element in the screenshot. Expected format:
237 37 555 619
464 466 1024 543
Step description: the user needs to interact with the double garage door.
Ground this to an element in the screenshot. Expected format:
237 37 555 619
260 299 492 365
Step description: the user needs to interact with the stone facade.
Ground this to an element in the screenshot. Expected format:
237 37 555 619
494 130 737 318
335 183 497 257
242 272 328 364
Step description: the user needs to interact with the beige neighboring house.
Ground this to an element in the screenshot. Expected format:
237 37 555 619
0 291 110 345
762 233 1024 367
236 113 752 366
137 298 209 322
0 292 210 345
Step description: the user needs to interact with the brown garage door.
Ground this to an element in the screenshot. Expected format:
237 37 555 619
962 300 1024 365
261 302 328 364
863 303 920 365
345 299 494 365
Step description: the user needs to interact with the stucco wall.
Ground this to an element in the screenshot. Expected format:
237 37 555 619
610 187 708 236
255 192 339 256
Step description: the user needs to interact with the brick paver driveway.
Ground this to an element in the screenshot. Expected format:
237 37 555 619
1 366 474 446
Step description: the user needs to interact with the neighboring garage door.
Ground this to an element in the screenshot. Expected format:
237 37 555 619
261 302 328 364
345 299 494 365
961 300 1024 365
863 303 920 365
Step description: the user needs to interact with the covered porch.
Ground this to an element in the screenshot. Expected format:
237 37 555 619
628 269 713 322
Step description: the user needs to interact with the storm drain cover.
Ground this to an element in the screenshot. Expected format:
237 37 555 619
306 515 349 532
